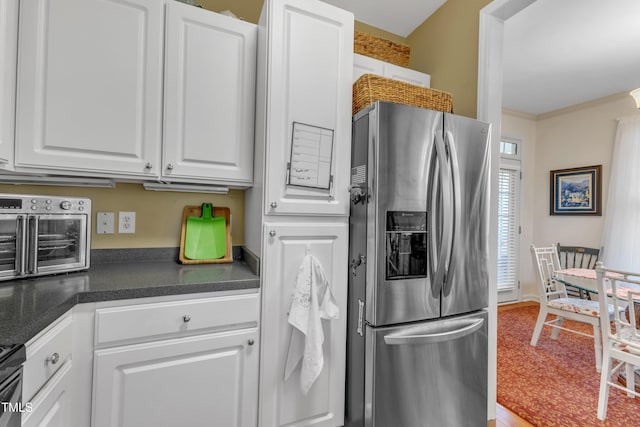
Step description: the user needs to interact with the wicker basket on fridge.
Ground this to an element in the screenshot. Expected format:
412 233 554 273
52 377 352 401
353 31 410 67
353 74 454 115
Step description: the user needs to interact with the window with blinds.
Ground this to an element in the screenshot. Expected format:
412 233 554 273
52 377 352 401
497 167 519 292
498 137 521 302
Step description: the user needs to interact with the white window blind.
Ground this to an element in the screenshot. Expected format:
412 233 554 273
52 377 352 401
497 167 519 291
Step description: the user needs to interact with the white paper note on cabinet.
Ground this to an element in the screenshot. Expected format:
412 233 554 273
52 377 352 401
288 122 334 189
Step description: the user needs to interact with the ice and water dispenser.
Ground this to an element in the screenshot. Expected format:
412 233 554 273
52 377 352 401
385 211 427 280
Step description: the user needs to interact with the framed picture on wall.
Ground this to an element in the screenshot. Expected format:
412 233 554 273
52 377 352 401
550 165 602 215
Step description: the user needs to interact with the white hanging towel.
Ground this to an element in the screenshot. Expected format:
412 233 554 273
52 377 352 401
284 253 339 394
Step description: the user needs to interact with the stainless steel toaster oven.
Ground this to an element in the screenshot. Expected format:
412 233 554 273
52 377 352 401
0 194 91 281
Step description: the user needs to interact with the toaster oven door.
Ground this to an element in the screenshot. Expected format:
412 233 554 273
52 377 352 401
29 214 88 275
0 215 26 279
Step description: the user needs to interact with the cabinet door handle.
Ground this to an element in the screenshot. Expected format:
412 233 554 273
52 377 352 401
182 315 191 323
46 352 60 365
269 230 276 237
166 163 174 171
248 339 255 346
145 162 153 170
270 201 278 209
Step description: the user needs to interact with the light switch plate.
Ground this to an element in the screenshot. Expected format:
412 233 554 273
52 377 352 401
97 212 115 234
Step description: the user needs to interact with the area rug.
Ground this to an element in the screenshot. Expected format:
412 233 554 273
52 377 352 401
497 303 640 426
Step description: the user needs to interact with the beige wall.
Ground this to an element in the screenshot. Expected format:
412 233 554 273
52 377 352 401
534 93 635 247
406 0 492 119
502 92 639 300
199 0 263 23
0 183 245 249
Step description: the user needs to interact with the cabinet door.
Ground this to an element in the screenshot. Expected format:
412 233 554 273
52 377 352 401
262 0 353 216
22 361 72 427
260 221 348 427
15 0 163 177
353 53 431 87
92 329 259 427
0 0 17 168
353 53 384 83
384 62 431 87
163 2 256 186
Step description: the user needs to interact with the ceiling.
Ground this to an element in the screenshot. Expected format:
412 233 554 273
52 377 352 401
322 0 640 116
503 0 640 115
320 0 446 37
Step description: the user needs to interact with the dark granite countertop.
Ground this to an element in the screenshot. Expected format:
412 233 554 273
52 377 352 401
0 251 260 346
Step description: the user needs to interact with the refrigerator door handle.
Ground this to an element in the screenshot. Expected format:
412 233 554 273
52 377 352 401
383 318 484 346
427 136 439 283
432 131 452 295
443 130 462 296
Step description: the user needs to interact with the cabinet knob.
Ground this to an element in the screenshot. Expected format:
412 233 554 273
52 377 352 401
183 314 191 323
270 201 278 209
248 339 255 346
166 163 174 171
269 230 276 237
46 352 60 365
145 162 153 170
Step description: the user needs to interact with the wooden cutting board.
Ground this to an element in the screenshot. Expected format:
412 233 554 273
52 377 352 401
179 205 232 264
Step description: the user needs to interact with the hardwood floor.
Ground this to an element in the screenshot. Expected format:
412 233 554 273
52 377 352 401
490 403 535 427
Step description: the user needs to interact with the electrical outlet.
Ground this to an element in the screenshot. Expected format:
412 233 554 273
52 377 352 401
118 211 136 234
96 212 115 234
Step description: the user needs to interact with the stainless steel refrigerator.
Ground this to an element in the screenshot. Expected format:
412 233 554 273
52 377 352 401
346 101 490 427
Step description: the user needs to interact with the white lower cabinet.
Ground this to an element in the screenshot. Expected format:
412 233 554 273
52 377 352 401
21 311 73 427
259 221 348 427
92 329 258 427
90 292 260 427
22 361 73 427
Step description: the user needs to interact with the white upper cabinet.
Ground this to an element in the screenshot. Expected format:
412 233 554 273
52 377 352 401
352 53 384 82
15 0 256 186
353 53 431 87
258 0 354 216
0 0 19 168
162 2 256 186
15 0 164 177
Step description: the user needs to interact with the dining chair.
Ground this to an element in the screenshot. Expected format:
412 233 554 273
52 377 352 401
557 244 600 299
595 262 640 420
530 245 605 371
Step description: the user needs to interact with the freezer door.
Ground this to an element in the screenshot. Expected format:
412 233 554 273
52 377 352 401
365 311 488 427
368 102 441 326
441 114 491 317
